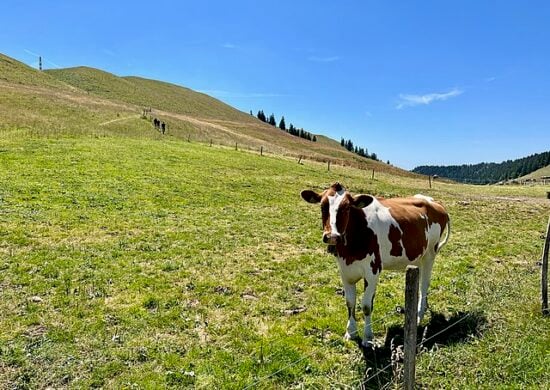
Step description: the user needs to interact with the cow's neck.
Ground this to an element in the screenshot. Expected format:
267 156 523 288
336 207 379 265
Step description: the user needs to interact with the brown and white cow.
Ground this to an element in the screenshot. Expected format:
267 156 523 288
301 182 450 347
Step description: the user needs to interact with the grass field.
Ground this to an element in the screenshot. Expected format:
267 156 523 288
1 132 549 389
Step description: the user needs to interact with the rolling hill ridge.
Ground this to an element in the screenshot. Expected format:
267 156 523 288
0 52 415 176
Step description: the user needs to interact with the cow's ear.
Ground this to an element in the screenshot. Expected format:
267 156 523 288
301 190 322 204
352 194 373 209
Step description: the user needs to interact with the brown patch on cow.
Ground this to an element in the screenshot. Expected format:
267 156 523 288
334 206 382 273
331 182 343 192
383 197 448 261
388 224 403 257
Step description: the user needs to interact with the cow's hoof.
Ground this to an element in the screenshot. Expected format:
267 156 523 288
344 331 357 342
361 339 375 350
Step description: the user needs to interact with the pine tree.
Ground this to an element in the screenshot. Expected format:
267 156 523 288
341 138 345 147
268 114 276 126
278 116 286 131
312 135 317 142
257 110 266 122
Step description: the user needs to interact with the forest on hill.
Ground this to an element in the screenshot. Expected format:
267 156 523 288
412 151 550 184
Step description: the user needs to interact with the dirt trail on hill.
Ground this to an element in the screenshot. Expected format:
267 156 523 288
155 109 269 146
99 115 140 126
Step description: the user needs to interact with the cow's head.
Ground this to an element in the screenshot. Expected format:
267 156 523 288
301 183 373 247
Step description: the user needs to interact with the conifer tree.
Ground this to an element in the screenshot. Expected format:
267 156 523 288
278 116 286 131
257 110 266 122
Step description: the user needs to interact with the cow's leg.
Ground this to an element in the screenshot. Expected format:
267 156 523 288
418 255 435 322
342 281 357 340
361 273 378 347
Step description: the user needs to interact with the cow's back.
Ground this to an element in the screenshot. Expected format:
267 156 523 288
368 196 448 270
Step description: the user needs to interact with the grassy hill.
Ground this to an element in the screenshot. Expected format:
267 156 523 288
0 54 405 174
46 67 258 124
1 52 549 388
519 164 550 181
0 136 549 388
0 53 75 91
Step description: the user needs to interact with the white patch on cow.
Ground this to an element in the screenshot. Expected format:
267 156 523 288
327 188 346 237
414 194 433 202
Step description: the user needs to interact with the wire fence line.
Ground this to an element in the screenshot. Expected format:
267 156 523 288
356 311 474 388
244 307 474 389
242 309 398 389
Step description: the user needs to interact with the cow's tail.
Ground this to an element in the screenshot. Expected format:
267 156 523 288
435 216 451 253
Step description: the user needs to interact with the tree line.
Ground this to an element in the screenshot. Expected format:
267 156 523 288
252 110 317 142
340 138 379 161
412 150 550 184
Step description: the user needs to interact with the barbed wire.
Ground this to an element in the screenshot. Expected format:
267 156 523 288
242 309 398 389
244 298 475 389
354 311 474 389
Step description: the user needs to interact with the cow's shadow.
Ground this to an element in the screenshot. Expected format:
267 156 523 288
355 310 487 389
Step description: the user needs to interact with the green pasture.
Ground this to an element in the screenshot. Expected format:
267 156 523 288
0 134 549 388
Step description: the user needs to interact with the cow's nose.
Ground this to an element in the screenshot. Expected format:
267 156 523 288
322 232 340 244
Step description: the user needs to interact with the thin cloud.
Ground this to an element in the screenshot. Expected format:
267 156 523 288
24 48 61 68
484 76 496 82
23 48 41 57
222 43 237 49
396 88 463 109
102 48 117 57
308 55 340 63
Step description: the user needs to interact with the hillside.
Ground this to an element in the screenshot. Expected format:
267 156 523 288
519 164 550 181
0 53 74 91
0 52 409 175
46 67 258 124
45 65 404 172
1 135 549 388
413 151 550 184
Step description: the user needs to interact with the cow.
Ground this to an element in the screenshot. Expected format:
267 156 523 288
301 182 450 347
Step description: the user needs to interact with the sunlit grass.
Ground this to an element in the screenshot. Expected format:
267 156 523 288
1 134 549 388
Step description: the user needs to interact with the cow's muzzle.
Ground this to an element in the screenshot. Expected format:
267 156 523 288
322 232 341 245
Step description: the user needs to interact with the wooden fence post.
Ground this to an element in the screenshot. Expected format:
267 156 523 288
372 169 375 180
327 161 331 171
404 265 419 390
429 175 432 189
298 156 302 164
210 139 213 147
235 142 238 151
260 146 263 156
542 217 550 316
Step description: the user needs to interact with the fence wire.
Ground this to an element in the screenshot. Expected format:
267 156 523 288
242 309 397 389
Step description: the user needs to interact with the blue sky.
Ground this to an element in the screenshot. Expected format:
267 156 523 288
2 1 549 169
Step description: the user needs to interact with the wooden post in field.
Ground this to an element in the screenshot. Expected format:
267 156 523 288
429 175 432 189
542 217 550 316
328 161 331 171
210 139 213 147
372 169 375 180
235 142 238 151
260 146 263 156
298 155 302 164
404 265 419 390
